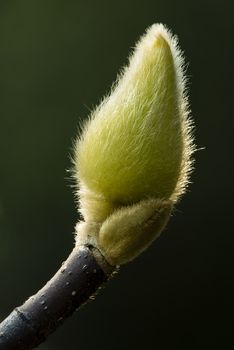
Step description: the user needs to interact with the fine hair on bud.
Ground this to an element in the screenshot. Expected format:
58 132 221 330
73 23 195 265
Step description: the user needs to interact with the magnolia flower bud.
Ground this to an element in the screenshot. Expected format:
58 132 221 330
74 24 195 265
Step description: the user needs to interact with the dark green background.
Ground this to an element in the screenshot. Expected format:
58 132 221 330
0 0 233 349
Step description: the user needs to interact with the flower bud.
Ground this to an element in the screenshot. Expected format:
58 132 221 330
74 24 195 265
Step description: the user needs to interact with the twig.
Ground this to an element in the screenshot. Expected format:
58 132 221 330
0 245 114 350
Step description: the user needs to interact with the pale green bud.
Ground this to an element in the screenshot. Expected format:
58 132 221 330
74 24 195 265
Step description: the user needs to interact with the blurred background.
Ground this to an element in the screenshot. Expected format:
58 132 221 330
0 0 233 349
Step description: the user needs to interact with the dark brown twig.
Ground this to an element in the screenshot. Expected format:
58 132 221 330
0 245 114 350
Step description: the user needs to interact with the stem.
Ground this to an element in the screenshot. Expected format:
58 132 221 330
0 245 114 350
